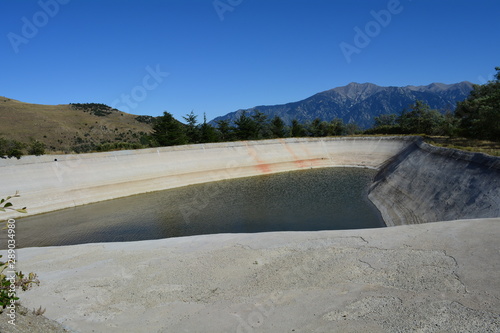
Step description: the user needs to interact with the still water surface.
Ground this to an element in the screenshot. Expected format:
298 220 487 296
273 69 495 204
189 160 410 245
9 167 385 248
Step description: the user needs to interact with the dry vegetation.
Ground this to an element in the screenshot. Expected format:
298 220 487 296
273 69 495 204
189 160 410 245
0 97 153 153
424 136 500 156
1 96 498 157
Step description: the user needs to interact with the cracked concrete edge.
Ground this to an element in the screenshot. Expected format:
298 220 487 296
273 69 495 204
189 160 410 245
1 218 498 332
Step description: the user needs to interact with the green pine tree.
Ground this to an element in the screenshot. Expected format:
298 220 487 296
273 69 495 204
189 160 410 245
455 67 500 141
152 111 188 146
270 116 287 138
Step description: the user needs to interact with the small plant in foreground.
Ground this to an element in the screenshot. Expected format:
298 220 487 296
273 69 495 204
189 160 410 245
0 193 39 314
32 305 46 316
0 270 40 310
0 192 27 214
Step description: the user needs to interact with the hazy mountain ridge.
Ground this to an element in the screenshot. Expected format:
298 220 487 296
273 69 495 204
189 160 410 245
210 82 474 128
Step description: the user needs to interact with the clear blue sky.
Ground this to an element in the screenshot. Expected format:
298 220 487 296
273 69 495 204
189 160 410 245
1 0 499 122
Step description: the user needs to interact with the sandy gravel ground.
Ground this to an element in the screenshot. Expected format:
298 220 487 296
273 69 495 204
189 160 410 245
1 218 499 332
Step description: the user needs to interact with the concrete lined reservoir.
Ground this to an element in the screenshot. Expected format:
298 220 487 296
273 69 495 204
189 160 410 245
7 168 384 248
0 137 414 221
2 136 498 226
1 136 499 332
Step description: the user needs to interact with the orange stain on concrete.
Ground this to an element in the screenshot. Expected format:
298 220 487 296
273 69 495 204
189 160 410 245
247 144 273 174
256 163 272 173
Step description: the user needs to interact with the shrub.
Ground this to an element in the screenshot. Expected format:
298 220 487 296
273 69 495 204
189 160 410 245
0 193 39 314
0 138 25 159
28 140 45 156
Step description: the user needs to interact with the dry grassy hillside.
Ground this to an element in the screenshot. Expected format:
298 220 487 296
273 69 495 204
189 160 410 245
0 97 154 153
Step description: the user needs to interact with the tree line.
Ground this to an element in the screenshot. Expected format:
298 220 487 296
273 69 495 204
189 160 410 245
151 67 498 147
150 111 361 147
2 68 498 158
367 67 499 140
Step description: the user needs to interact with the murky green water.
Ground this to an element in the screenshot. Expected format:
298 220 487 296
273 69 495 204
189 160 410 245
6 167 385 248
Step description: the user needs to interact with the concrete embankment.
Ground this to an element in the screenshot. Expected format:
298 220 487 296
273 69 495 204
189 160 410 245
1 137 414 221
3 218 499 332
368 139 500 226
2 136 499 226
2 137 500 332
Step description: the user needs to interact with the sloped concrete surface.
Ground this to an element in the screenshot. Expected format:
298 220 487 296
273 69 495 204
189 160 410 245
2 137 499 332
3 218 499 332
0 137 415 221
369 140 500 226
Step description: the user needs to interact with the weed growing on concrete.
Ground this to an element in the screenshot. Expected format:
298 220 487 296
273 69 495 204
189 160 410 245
0 193 39 315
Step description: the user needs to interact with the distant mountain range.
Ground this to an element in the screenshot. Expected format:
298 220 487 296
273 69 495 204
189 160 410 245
210 82 474 129
1 81 475 154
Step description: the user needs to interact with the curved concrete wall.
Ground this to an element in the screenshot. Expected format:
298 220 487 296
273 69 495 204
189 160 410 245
368 140 500 226
1 137 415 221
